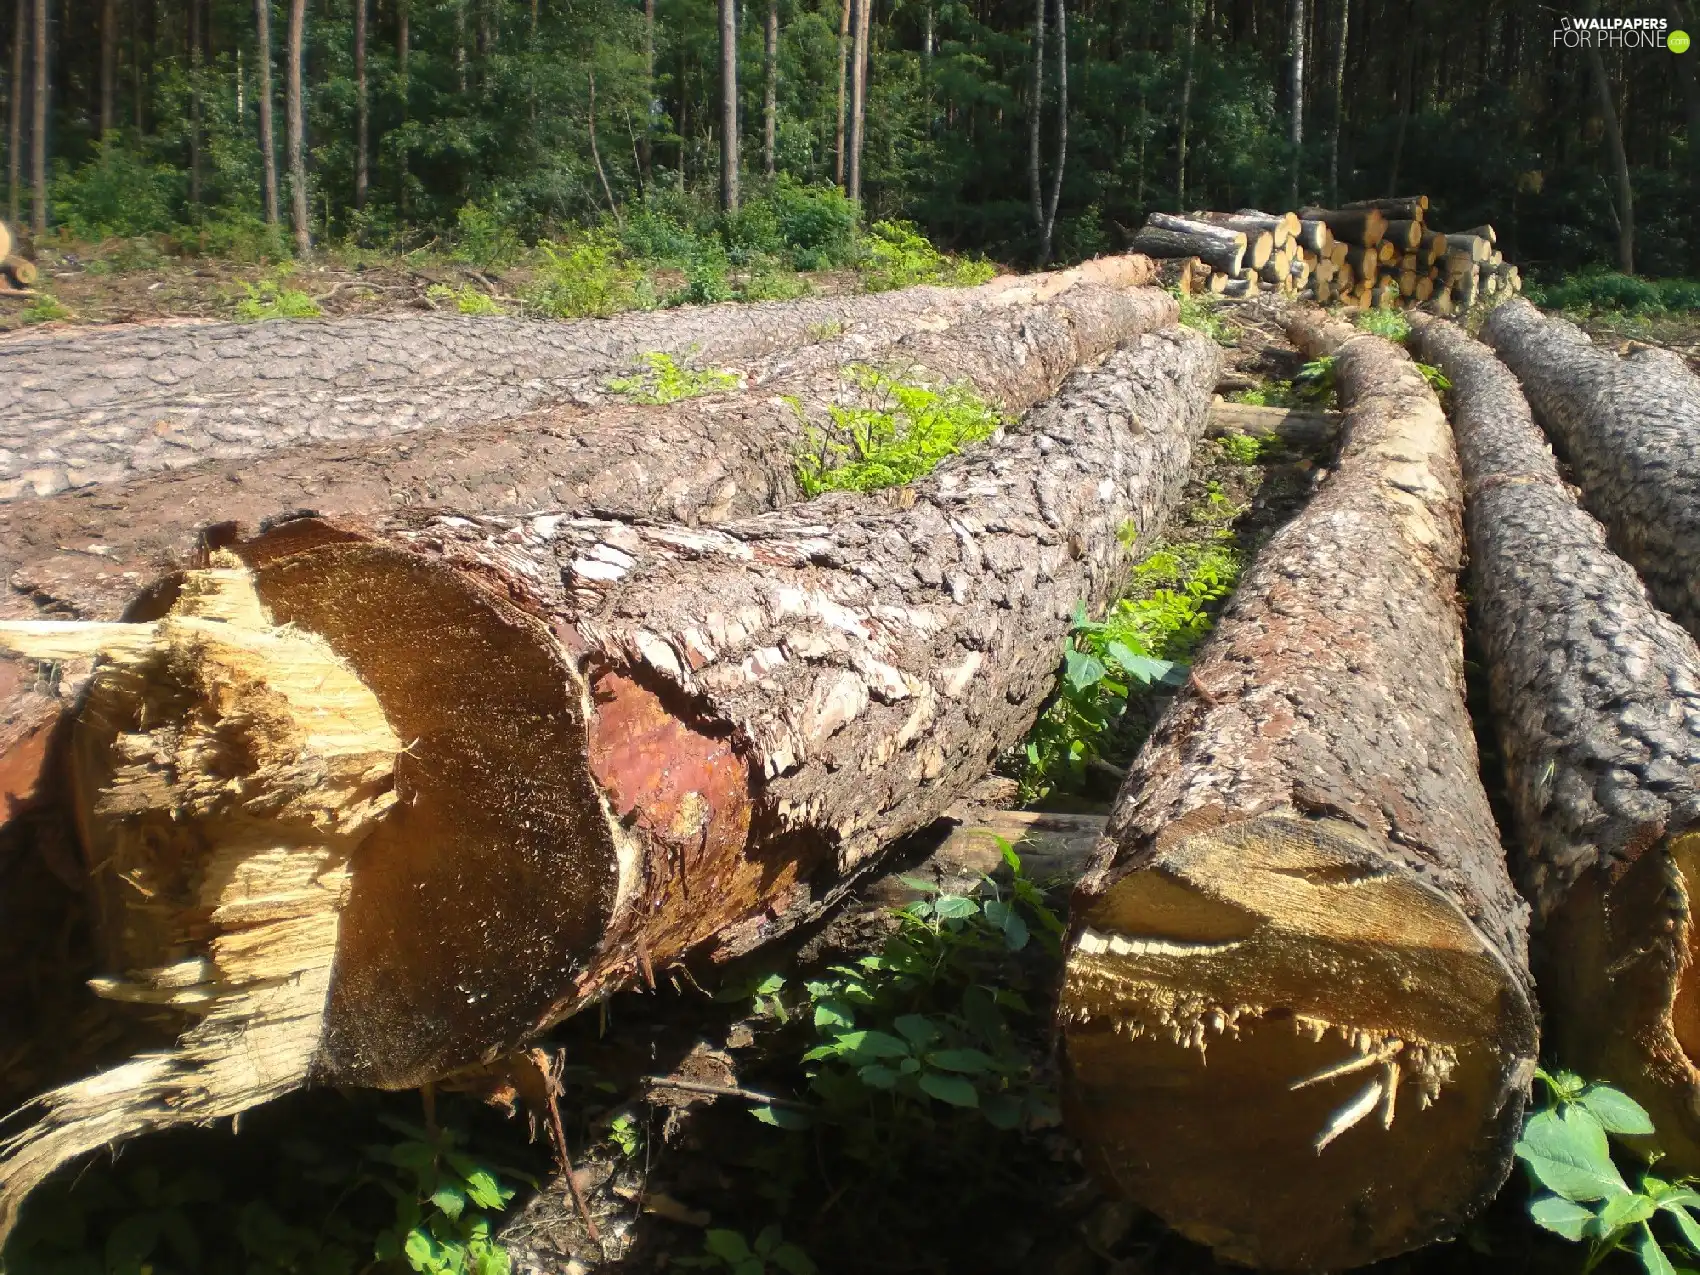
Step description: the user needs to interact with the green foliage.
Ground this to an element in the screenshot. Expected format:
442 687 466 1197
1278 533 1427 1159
738 840 1064 1144
427 283 505 315
1527 270 1700 316
19 294 73 324
1355 308 1412 341
794 371 1005 495
368 1116 518 1275
1021 538 1242 799
53 141 178 239
607 1112 644 1159
1415 361 1452 394
674 1226 817 1275
606 351 740 403
1175 293 1237 345
233 276 324 320
767 179 860 271
1219 431 1263 464
1227 380 1301 407
1292 356 1338 406
1516 1068 1700 1275
451 201 525 270
859 221 996 293
81 237 169 275
184 211 292 264
521 231 644 318
738 264 814 302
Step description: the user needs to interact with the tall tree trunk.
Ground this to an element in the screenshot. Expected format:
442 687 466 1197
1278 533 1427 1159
639 0 653 184
286 0 308 254
1028 0 1044 244
7 0 23 226
718 0 737 211
1038 0 1066 267
676 43 686 189
762 0 775 177
588 68 618 222
1175 0 1197 211
99 0 116 134
256 0 278 224
396 0 407 211
847 0 870 203
1288 0 1304 208
131 0 144 134
1329 0 1346 205
833 0 849 187
353 0 366 213
1670 1 1700 176
1387 1 1412 196
454 0 466 93
1584 0 1633 273
29 0 44 236
189 0 201 216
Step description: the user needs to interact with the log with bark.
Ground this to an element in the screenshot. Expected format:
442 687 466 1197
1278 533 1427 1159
1446 233 1491 263
0 325 1223 1237
1191 212 1277 267
1341 195 1428 219
0 258 1155 503
1297 218 1333 254
1385 218 1424 251
1481 298 1700 638
1300 205 1388 247
1059 310 1538 1271
0 283 1181 828
1132 213 1247 276
1411 312 1700 1171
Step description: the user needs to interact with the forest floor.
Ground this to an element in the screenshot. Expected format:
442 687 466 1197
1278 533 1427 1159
0 298 1603 1275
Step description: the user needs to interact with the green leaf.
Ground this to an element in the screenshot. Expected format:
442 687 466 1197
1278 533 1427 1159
1001 909 1030 951
1515 1106 1630 1202
1640 1223 1681 1275
897 874 940 893
463 1169 510 1211
932 895 978 920
835 1029 911 1059
927 1048 995 1074
918 1072 980 1107
1063 649 1107 692
1582 1085 1657 1137
430 1184 468 1221
1600 1190 1660 1234
1529 1193 1596 1241
750 1104 814 1130
858 1063 899 1089
754 1225 783 1257
1660 1200 1700 1250
892 1014 940 1048
404 1226 440 1269
105 1214 162 1272
997 838 1023 873
705 1230 753 1262
982 1093 1024 1130
813 998 855 1030
772 1242 819 1275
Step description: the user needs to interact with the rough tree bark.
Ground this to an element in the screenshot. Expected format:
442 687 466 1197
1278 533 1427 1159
1585 0 1634 273
1288 0 1304 208
1028 0 1044 247
1038 0 1066 267
833 0 849 187
0 268 1170 825
1329 0 1346 206
1412 313 1700 1172
100 0 117 134
1130 213 1245 275
256 0 278 225
354 0 367 213
396 0 408 211
0 263 1153 502
1175 0 1197 210
847 0 870 204
286 0 308 254
640 0 654 184
7 0 22 228
0 325 1221 1239
189 0 201 214
720 0 738 212
29 0 43 236
763 0 776 177
1059 313 1538 1271
1481 299 1700 640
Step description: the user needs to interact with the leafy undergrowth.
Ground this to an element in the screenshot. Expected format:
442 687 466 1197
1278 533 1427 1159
793 370 1006 495
606 353 741 405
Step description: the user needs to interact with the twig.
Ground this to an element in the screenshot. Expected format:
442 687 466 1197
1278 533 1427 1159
640 1076 811 1110
530 1048 601 1243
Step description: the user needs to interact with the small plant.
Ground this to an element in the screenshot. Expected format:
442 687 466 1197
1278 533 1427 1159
234 276 323 320
1227 379 1302 408
606 351 740 404
427 282 504 315
19 293 72 324
451 200 524 270
794 370 1005 495
1219 431 1263 464
859 220 996 292
1517 1068 1700 1274
522 231 642 318
675 1225 817 1274
739 265 813 302
1292 355 1337 405
608 1111 644 1159
1355 308 1411 341
368 1115 519 1275
1415 361 1452 394
1175 292 1237 345
1525 270 1700 316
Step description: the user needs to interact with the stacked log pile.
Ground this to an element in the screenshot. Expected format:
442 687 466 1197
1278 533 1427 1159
0 222 36 294
1131 196 1521 312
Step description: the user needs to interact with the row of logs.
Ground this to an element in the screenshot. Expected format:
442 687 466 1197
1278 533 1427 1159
1136 195 1522 312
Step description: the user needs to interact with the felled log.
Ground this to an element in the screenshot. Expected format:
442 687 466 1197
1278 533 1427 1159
1133 214 1247 276
1447 234 1491 263
1060 311 1538 1271
1236 208 1302 245
1191 213 1276 268
1341 195 1428 219
1457 223 1497 244
1154 256 1205 294
0 259 1156 503
0 283 1181 830
1206 399 1341 448
1296 219 1334 254
1301 206 1388 248
1385 219 1424 251
0 325 1224 1237
1412 312 1700 1169
1481 298 1700 638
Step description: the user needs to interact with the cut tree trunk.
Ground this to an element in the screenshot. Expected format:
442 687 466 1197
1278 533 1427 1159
1059 311 1538 1272
1191 212 1276 267
1300 205 1387 247
0 262 1153 503
1133 213 1245 275
1447 233 1491 263
1297 217 1333 253
1340 195 1427 219
0 325 1223 1239
1385 218 1423 251
1411 312 1700 1171
0 272 1174 825
1481 298 1700 639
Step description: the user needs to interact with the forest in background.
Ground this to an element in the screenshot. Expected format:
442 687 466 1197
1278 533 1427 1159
0 0 1696 279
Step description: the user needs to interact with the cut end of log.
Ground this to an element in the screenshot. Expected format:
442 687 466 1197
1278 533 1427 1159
1061 814 1536 1270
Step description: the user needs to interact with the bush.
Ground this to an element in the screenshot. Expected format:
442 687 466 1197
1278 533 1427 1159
795 370 1006 495
53 141 178 239
1525 268 1700 315
860 220 997 292
233 275 323 320
179 210 291 262
740 264 813 302
769 178 859 270
521 230 643 318
452 199 524 270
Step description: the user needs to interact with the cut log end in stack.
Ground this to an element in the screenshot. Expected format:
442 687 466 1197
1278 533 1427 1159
0 220 36 294
1131 197 1520 313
